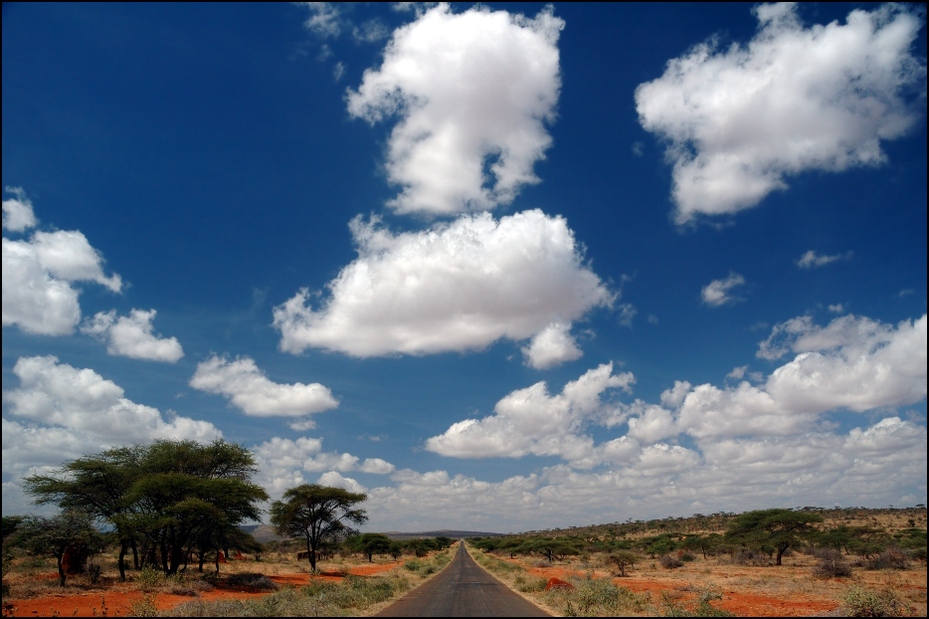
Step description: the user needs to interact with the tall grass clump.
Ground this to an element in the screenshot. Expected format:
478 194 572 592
659 587 733 617
840 585 909 617
545 576 650 617
167 573 412 617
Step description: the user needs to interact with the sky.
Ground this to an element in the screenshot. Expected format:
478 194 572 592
2 2 926 533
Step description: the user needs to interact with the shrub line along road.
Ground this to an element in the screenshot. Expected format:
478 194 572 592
375 543 551 617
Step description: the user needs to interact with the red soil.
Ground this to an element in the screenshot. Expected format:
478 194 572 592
3 563 401 618
525 565 841 617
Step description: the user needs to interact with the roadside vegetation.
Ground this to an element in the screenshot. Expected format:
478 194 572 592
467 505 926 617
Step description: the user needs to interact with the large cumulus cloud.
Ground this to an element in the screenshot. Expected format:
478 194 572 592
636 3 926 223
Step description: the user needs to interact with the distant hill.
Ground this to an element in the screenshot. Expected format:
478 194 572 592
380 529 504 541
239 524 503 543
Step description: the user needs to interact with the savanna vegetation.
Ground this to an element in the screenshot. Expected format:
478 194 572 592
2 440 925 616
467 505 927 617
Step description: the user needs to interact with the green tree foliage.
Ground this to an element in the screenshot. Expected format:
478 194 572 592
270 484 367 572
347 533 393 562
23 439 268 577
608 550 638 577
726 508 823 565
12 510 104 586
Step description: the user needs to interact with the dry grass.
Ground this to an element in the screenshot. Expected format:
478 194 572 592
468 542 927 617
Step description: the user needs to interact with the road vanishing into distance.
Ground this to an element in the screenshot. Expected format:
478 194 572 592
375 543 551 617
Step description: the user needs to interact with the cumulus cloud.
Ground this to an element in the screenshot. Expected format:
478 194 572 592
671 313 927 439
250 436 393 500
701 272 745 306
274 209 613 357
2 356 220 474
189 355 338 417
2 187 37 232
3 196 123 336
81 309 184 362
425 363 634 463
521 322 583 370
635 3 926 223
796 250 853 269
347 3 563 215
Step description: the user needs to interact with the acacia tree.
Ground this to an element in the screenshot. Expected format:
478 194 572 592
13 510 104 586
24 439 268 577
726 508 823 566
270 484 367 572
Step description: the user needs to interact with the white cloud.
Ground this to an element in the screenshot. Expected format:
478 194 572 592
81 309 184 362
701 272 745 306
635 3 926 223
673 313 927 439
425 363 634 463
274 209 613 357
189 355 338 417
2 238 81 335
30 231 122 293
317 471 368 494
2 356 220 459
3 220 123 336
2 187 37 232
299 2 342 38
347 3 563 215
250 436 393 500
521 322 582 370
796 249 853 269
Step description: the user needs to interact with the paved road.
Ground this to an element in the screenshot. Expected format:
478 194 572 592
375 543 550 617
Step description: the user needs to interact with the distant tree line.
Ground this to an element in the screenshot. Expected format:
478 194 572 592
470 507 926 576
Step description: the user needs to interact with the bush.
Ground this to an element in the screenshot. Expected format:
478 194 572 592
732 549 767 566
660 554 684 569
841 586 908 617
866 549 909 571
513 574 548 593
545 577 649 616
812 549 853 579
225 572 278 590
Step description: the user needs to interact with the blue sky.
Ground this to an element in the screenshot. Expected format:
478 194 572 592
3 2 926 533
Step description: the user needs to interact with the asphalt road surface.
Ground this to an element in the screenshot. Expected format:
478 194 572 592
375 543 551 617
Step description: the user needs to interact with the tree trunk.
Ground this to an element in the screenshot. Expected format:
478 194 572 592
56 553 66 587
118 542 128 582
306 540 317 572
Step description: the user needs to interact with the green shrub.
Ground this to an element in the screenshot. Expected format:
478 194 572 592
841 585 907 617
545 576 650 616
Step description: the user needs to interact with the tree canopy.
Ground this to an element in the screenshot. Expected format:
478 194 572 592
270 484 367 571
726 508 823 565
23 439 268 577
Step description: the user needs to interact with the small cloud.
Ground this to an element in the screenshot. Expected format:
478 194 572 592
828 303 845 314
701 272 745 307
618 303 637 327
727 365 747 380
289 418 317 432
300 2 342 38
631 142 644 157
796 250 853 269
647 314 659 325
2 187 38 232
333 61 346 81
190 355 338 417
522 322 583 370
352 19 389 43
81 309 184 362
